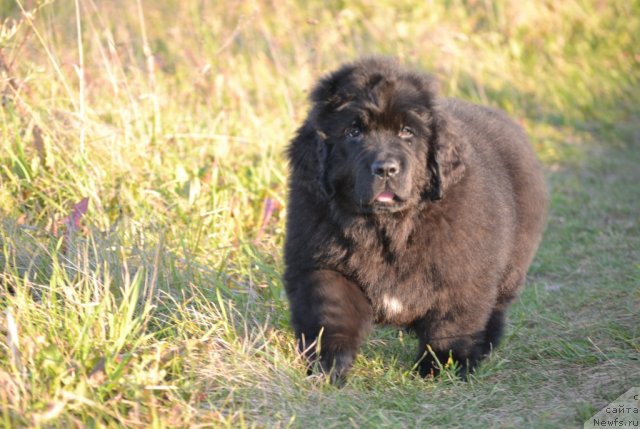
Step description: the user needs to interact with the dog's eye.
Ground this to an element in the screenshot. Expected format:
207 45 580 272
346 127 363 139
399 126 414 139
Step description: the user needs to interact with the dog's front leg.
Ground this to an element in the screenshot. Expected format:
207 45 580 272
286 270 373 383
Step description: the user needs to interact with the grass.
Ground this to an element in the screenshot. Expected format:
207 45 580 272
1 0 639 427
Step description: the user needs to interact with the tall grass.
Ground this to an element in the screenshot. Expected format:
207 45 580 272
1 0 639 426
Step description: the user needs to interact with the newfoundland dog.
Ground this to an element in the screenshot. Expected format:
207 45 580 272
284 58 548 381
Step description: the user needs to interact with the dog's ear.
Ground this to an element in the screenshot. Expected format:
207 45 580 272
403 70 465 200
287 123 334 199
314 130 335 199
427 110 466 200
286 66 357 199
310 64 357 113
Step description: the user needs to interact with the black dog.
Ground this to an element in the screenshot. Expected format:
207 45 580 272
284 58 547 381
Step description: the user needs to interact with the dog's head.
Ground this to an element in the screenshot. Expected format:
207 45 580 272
288 58 466 214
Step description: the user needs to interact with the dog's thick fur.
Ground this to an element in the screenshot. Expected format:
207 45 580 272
284 58 548 381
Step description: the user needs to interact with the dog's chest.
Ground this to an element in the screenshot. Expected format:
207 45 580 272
343 236 436 324
317 215 447 324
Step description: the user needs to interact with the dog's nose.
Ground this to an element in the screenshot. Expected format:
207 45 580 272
371 159 400 178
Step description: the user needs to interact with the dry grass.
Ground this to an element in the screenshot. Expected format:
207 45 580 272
0 0 639 427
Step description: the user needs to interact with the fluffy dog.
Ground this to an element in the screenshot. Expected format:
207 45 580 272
284 58 547 381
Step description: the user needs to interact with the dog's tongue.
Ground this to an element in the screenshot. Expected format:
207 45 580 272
376 191 395 203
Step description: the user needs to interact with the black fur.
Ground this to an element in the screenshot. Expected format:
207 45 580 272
284 58 548 381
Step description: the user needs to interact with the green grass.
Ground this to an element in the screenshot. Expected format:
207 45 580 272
1 0 639 427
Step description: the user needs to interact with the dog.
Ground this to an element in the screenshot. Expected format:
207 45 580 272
284 57 548 381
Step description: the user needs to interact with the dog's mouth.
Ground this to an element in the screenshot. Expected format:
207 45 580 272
375 191 396 203
367 190 407 213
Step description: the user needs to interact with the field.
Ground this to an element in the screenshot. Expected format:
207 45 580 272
1 0 639 427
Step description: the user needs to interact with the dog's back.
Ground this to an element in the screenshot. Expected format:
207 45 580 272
442 98 548 307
